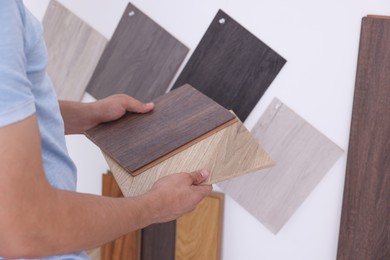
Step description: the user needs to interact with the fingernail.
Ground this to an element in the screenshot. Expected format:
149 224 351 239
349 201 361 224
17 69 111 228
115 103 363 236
200 169 209 178
146 102 154 107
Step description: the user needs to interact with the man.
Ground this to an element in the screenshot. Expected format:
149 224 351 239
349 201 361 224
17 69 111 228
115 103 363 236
0 1 211 258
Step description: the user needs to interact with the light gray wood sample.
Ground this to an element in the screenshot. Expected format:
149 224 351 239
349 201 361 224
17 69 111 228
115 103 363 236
43 0 107 101
218 98 343 234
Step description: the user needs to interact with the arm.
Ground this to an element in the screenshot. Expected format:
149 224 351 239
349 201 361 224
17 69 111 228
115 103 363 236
59 94 154 135
0 114 211 258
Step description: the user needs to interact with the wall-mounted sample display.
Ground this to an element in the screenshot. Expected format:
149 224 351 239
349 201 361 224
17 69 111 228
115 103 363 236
86 2 189 102
176 192 224 260
218 98 343 234
85 85 237 176
337 16 390 260
172 10 286 121
43 0 107 101
141 221 176 260
101 172 140 260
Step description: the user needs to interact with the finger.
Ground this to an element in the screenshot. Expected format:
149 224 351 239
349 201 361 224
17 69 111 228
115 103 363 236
125 96 154 113
188 169 209 185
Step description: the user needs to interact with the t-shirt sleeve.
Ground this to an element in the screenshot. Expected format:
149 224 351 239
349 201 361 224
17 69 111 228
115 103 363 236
0 1 35 127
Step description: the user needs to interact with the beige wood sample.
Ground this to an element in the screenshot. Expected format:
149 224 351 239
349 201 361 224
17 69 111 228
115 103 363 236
176 192 224 260
43 0 107 101
104 119 274 197
218 98 343 234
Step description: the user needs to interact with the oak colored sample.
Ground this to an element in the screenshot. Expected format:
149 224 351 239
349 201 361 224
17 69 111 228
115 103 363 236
105 118 274 197
101 172 140 260
176 192 224 260
43 0 107 101
141 221 176 260
85 85 236 176
337 16 390 260
218 98 343 234
172 9 286 121
86 2 188 102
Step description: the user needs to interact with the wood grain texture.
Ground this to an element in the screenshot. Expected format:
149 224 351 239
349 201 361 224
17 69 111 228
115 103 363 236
85 85 236 176
101 172 140 260
176 192 224 260
218 98 343 234
172 9 286 121
86 2 188 102
141 221 176 260
337 16 390 260
105 118 273 197
43 0 107 101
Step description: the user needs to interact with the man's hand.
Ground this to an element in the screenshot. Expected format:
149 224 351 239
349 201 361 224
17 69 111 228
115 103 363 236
143 169 212 223
60 94 154 134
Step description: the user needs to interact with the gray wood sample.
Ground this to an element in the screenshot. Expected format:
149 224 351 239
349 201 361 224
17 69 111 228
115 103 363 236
86 3 189 102
218 98 343 234
43 0 107 101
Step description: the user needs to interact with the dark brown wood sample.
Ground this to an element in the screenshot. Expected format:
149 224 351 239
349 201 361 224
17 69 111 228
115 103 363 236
337 16 390 260
172 10 286 121
86 2 189 102
101 172 140 260
141 221 176 260
85 84 236 176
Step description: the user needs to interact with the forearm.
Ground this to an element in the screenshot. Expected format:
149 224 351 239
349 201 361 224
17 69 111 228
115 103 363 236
59 100 96 134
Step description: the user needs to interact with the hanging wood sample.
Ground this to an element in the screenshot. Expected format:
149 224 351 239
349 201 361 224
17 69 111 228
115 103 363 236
176 192 224 260
104 116 274 197
85 85 237 176
86 2 188 102
171 10 286 121
337 16 390 260
43 0 107 101
141 221 176 260
218 98 343 234
101 172 140 260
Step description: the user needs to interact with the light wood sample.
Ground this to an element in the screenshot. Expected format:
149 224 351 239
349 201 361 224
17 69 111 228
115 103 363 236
176 192 224 260
218 98 343 234
104 119 274 197
43 0 107 101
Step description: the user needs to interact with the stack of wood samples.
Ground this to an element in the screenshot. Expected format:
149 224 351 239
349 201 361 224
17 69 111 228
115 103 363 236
337 16 390 260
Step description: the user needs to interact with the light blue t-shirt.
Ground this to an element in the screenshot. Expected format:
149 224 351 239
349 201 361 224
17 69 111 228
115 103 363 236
0 1 88 259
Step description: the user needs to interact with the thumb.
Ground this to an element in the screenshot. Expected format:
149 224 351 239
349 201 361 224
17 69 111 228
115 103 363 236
188 169 209 185
126 97 154 113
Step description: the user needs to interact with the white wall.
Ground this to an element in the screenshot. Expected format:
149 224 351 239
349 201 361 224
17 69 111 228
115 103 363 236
24 0 390 259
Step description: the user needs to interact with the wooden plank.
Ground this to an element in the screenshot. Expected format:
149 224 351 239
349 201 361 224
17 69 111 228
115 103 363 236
101 172 140 260
85 85 236 176
141 221 176 260
86 2 188 102
172 9 286 121
105 118 273 197
43 0 107 101
337 16 390 260
218 98 343 234
176 192 224 260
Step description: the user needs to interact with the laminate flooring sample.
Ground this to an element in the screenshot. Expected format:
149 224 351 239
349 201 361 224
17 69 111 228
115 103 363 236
101 172 140 260
176 192 224 260
86 2 188 102
218 98 343 233
141 221 176 260
43 0 107 101
337 16 390 260
172 10 286 121
104 117 274 197
85 85 236 176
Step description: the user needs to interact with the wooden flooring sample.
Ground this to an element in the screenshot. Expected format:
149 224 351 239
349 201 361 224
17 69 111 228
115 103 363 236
43 0 107 101
176 192 224 260
85 85 236 176
141 221 176 260
172 10 286 121
105 118 273 197
101 172 140 260
218 98 343 233
86 2 188 102
337 16 390 260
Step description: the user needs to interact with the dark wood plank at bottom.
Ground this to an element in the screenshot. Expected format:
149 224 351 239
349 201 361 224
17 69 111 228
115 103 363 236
337 16 390 260
141 222 176 260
